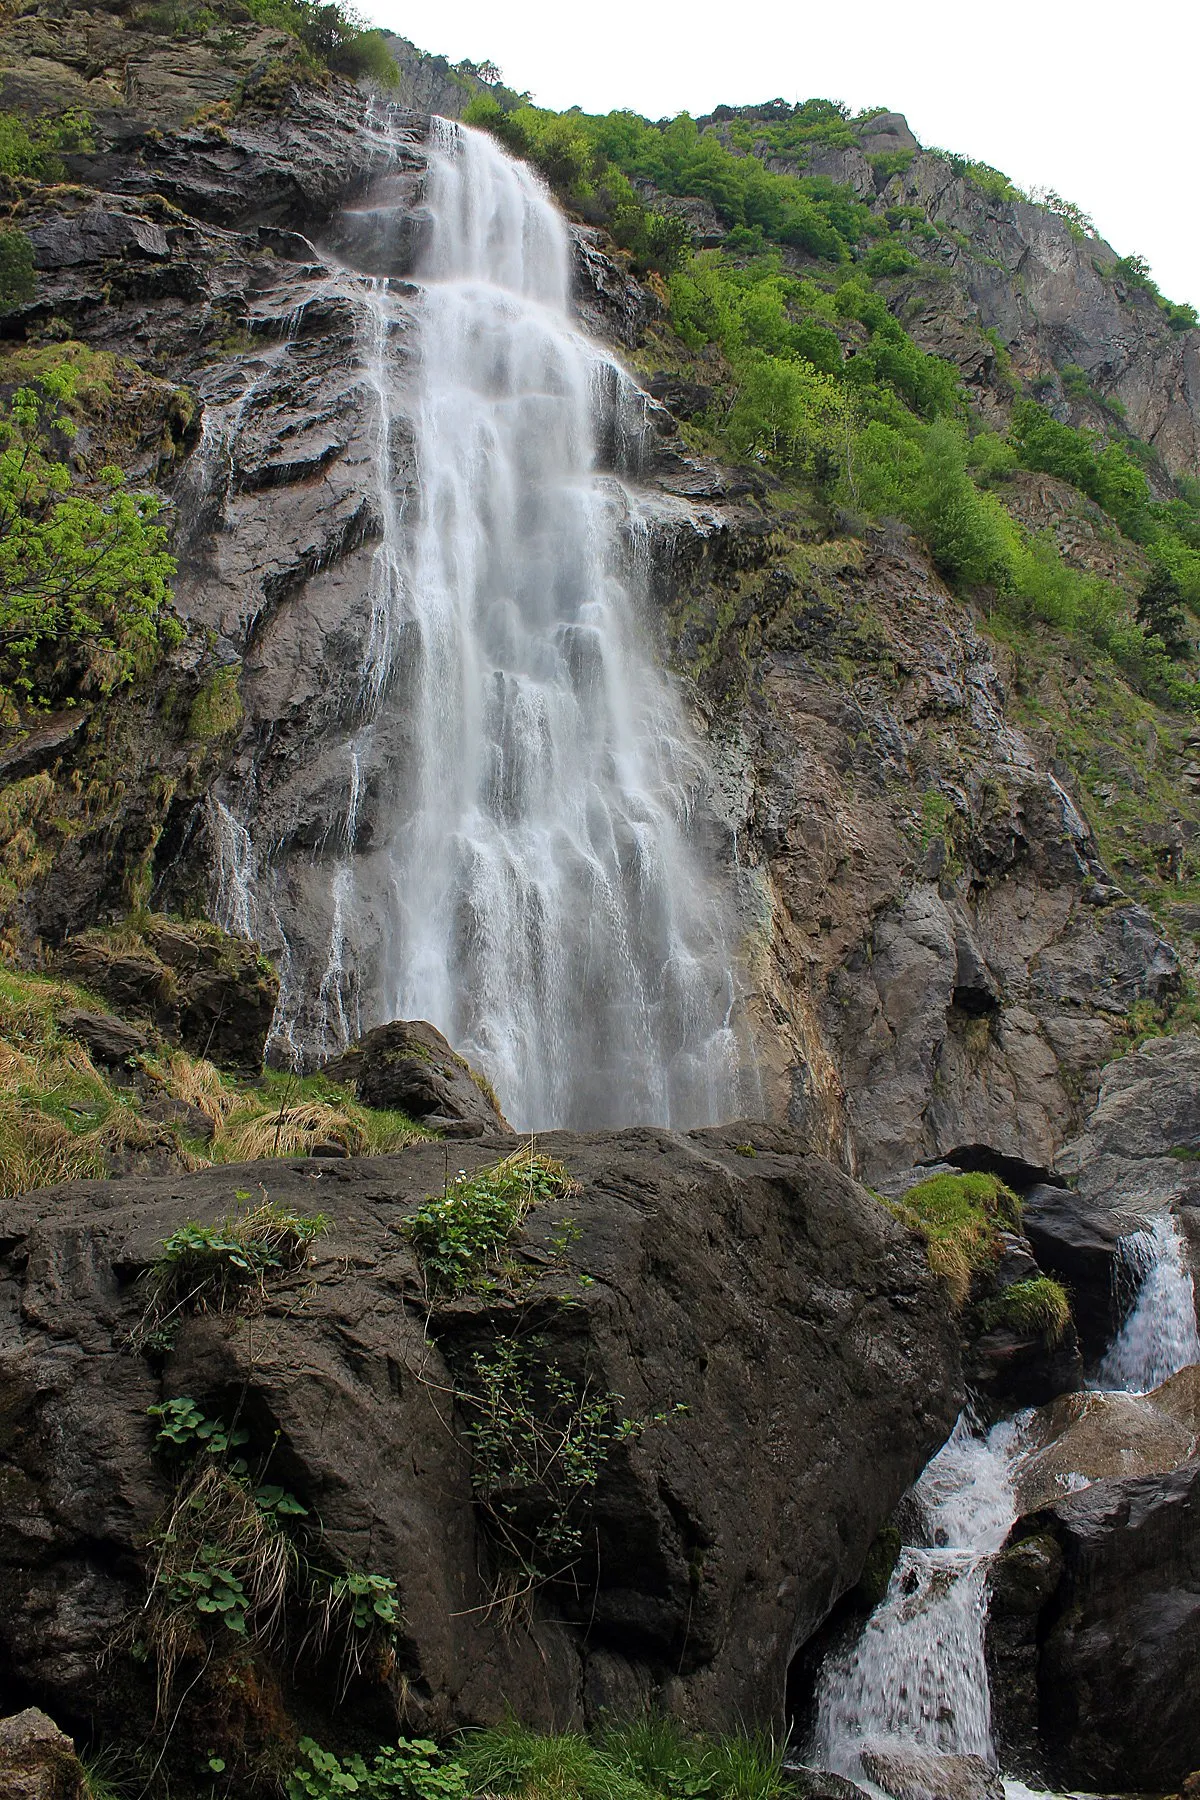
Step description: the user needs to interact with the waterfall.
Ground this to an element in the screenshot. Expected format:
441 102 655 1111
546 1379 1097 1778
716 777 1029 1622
223 113 755 1131
813 1416 1019 1780
1097 1212 1200 1393
808 1209 1200 1795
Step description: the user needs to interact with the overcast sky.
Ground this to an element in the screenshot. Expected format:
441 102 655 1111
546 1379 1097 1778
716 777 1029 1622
365 0 1200 310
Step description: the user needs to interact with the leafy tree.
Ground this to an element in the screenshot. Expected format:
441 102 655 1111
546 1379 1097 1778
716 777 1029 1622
0 368 178 704
1136 565 1191 660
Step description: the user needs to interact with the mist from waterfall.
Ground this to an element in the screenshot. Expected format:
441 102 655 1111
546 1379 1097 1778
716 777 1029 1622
215 115 756 1131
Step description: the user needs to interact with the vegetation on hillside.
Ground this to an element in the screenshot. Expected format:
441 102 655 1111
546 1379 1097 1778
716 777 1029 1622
135 0 400 84
465 96 1200 711
0 964 432 1198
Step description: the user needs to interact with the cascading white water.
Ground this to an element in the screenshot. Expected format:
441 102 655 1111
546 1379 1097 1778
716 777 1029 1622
1097 1212 1200 1393
315 117 754 1129
813 1416 1019 1781
810 1210 1200 1797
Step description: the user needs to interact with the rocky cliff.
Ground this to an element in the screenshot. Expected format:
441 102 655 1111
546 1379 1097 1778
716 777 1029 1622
0 8 1194 1183
2 12 1200 1798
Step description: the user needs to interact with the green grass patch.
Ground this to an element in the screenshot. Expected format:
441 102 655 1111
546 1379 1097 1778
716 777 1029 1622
976 1275 1071 1343
886 1171 1021 1306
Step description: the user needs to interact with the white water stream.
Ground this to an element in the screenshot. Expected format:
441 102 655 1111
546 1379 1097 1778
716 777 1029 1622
810 1209 1200 1796
212 116 755 1130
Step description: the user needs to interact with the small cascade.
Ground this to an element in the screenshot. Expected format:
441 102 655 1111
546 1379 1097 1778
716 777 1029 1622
807 1206 1200 1797
813 1416 1019 1781
1097 1212 1200 1393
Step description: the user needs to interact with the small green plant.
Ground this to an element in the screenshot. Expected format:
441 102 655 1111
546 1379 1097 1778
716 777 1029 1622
976 1275 1071 1343
147 1395 250 1459
408 1143 575 1293
460 1335 655 1600
886 1171 1021 1306
287 1736 470 1800
141 1200 328 1338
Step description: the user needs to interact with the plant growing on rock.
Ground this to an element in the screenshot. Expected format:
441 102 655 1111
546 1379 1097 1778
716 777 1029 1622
408 1143 576 1294
460 1334 653 1606
287 1735 469 1800
141 1395 398 1712
886 1171 1022 1306
140 1199 328 1339
977 1275 1072 1344
0 368 178 708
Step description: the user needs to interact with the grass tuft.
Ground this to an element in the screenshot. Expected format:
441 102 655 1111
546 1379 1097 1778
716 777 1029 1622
977 1274 1072 1343
886 1171 1022 1307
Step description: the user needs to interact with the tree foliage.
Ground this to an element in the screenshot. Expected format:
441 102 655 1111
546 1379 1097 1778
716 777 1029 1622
0 365 178 704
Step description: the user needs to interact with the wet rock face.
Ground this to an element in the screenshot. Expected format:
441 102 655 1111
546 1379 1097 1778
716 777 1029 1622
860 1748 1002 1800
1018 1034 1200 1354
0 1127 960 1749
991 1461 1200 1790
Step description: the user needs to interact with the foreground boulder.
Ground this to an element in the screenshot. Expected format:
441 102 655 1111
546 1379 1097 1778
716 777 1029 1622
321 1018 513 1135
0 1710 84 1800
861 1748 1002 1800
0 1125 959 1771
989 1459 1200 1788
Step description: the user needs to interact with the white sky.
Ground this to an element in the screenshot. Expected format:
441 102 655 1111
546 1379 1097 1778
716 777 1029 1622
365 0 1200 310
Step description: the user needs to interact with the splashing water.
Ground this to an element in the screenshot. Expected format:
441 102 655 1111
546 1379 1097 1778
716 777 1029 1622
1097 1212 1200 1393
813 1415 1020 1780
273 115 756 1129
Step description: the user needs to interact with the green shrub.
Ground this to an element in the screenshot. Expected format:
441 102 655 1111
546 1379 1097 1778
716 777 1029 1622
864 238 920 277
0 370 177 705
1136 563 1191 660
407 1144 575 1293
0 107 93 181
0 229 34 314
977 1275 1071 1343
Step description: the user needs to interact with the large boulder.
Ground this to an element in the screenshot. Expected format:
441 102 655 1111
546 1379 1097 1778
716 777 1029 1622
321 1018 514 1136
57 916 279 1075
1014 1385 1198 1512
989 1460 1200 1789
0 1126 959 1767
860 1748 1002 1800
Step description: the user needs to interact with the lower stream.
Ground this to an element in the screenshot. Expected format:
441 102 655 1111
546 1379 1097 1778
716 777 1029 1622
804 1210 1200 1798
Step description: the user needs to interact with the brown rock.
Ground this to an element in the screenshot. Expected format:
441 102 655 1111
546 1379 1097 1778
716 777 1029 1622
0 1710 84 1800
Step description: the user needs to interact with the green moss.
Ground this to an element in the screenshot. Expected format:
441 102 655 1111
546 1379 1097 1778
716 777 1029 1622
886 1171 1021 1306
188 665 243 741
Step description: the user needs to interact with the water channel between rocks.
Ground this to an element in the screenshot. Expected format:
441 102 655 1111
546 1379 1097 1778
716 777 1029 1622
804 1211 1200 1799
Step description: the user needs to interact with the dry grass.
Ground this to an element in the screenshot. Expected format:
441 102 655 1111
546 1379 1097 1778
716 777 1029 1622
142 1461 297 1716
0 964 434 1198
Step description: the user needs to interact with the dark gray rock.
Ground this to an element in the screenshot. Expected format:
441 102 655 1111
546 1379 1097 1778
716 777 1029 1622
0 1126 960 1761
58 1009 149 1068
1003 1461 1200 1790
57 917 279 1075
321 1018 513 1135
1020 1182 1127 1358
